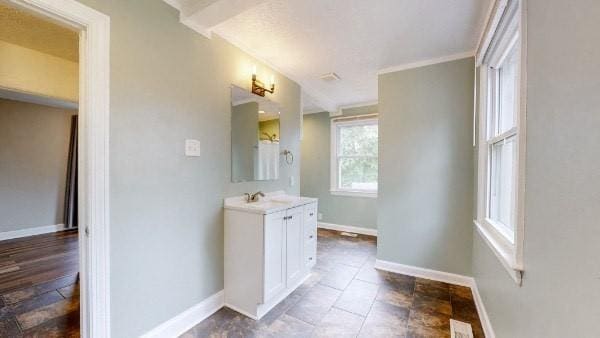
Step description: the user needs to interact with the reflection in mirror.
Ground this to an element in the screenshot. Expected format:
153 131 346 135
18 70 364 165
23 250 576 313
231 85 281 182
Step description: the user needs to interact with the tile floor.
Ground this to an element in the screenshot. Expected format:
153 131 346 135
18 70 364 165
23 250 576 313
182 229 484 338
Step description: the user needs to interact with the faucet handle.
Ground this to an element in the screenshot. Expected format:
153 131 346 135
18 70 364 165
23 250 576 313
250 191 265 202
243 193 251 203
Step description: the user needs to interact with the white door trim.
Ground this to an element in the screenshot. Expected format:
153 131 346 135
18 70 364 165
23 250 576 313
8 0 111 337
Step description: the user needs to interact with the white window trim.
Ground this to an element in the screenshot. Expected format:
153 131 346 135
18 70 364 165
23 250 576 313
475 0 526 285
330 116 378 198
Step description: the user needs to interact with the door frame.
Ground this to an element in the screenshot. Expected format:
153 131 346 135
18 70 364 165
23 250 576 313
8 0 111 336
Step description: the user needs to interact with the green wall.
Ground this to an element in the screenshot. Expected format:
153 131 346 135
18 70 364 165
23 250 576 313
377 58 475 276
74 1 301 336
301 106 377 230
472 1 600 336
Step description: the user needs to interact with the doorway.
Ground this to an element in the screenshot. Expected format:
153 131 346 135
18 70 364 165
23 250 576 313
1 0 110 336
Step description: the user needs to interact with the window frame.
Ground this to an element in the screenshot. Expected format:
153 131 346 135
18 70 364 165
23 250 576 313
330 116 378 198
475 0 525 284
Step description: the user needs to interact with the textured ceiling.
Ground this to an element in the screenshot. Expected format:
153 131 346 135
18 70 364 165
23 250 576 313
0 3 78 62
212 0 491 112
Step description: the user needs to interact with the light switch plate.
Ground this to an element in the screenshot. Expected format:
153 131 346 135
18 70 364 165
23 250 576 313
185 139 201 157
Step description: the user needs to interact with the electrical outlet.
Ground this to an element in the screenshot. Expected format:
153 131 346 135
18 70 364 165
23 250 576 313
185 139 201 157
317 213 323 220
289 176 295 187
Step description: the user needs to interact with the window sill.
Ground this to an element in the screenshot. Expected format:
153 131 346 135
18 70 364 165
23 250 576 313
330 190 377 199
474 220 523 285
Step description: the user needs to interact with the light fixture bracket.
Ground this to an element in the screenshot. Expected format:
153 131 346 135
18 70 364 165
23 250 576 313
252 74 275 97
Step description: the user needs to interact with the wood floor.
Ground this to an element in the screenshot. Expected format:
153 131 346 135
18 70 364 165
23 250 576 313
183 229 485 338
0 229 79 337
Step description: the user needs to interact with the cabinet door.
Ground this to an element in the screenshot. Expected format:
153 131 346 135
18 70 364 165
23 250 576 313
285 206 304 285
263 211 286 303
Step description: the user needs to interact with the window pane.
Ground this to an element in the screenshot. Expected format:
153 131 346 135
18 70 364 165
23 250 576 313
489 136 516 237
498 44 519 134
338 123 378 156
339 156 377 191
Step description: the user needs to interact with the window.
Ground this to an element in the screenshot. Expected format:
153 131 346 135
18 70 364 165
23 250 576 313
475 0 524 284
330 116 378 198
486 39 520 241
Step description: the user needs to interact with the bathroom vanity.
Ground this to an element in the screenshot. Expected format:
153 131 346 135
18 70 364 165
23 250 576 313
224 192 318 319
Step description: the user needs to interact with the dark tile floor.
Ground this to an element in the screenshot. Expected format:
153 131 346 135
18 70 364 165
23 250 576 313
182 229 484 338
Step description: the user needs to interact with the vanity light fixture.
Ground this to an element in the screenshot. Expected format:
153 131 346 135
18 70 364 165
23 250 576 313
251 66 275 97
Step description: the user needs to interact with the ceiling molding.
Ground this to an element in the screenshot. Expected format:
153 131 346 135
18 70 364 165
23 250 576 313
302 108 325 115
165 0 490 114
332 100 378 117
377 51 476 75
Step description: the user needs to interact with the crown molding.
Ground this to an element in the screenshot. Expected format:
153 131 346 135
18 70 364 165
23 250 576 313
377 51 475 75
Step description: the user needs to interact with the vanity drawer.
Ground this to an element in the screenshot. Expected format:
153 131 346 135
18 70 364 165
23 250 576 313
305 227 317 242
304 240 317 268
303 203 317 240
304 203 317 222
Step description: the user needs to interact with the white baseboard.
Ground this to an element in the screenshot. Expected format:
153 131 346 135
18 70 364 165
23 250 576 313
470 282 496 338
141 290 224 338
318 222 377 237
374 259 494 337
0 224 68 241
374 259 473 287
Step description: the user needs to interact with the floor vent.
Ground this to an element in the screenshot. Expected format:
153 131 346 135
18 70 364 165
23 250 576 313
340 231 358 237
450 319 474 338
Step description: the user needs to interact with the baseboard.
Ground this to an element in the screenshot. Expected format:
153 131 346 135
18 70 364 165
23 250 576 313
470 281 496 338
318 222 377 237
0 224 68 241
141 290 224 338
374 259 473 288
375 259 495 337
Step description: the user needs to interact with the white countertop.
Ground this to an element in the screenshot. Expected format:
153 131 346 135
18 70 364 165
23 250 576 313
224 191 317 215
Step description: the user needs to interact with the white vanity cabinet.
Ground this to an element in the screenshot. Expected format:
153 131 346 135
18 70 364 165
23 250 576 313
224 194 317 320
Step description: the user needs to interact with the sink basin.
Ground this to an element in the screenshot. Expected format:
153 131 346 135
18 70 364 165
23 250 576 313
224 192 317 214
269 196 301 203
244 200 289 209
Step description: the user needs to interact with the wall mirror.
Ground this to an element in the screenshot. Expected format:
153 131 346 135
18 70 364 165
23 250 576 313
231 85 281 182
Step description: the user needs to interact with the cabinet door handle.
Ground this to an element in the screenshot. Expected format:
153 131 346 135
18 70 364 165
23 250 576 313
309 257 313 261
288 215 293 220
309 235 314 239
309 213 314 216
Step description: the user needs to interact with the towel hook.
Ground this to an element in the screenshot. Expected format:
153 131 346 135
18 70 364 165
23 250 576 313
282 150 294 165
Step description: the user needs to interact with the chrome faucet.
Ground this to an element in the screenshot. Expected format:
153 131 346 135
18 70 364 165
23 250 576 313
245 191 265 202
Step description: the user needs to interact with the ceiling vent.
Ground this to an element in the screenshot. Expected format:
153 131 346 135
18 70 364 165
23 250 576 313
320 72 340 82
